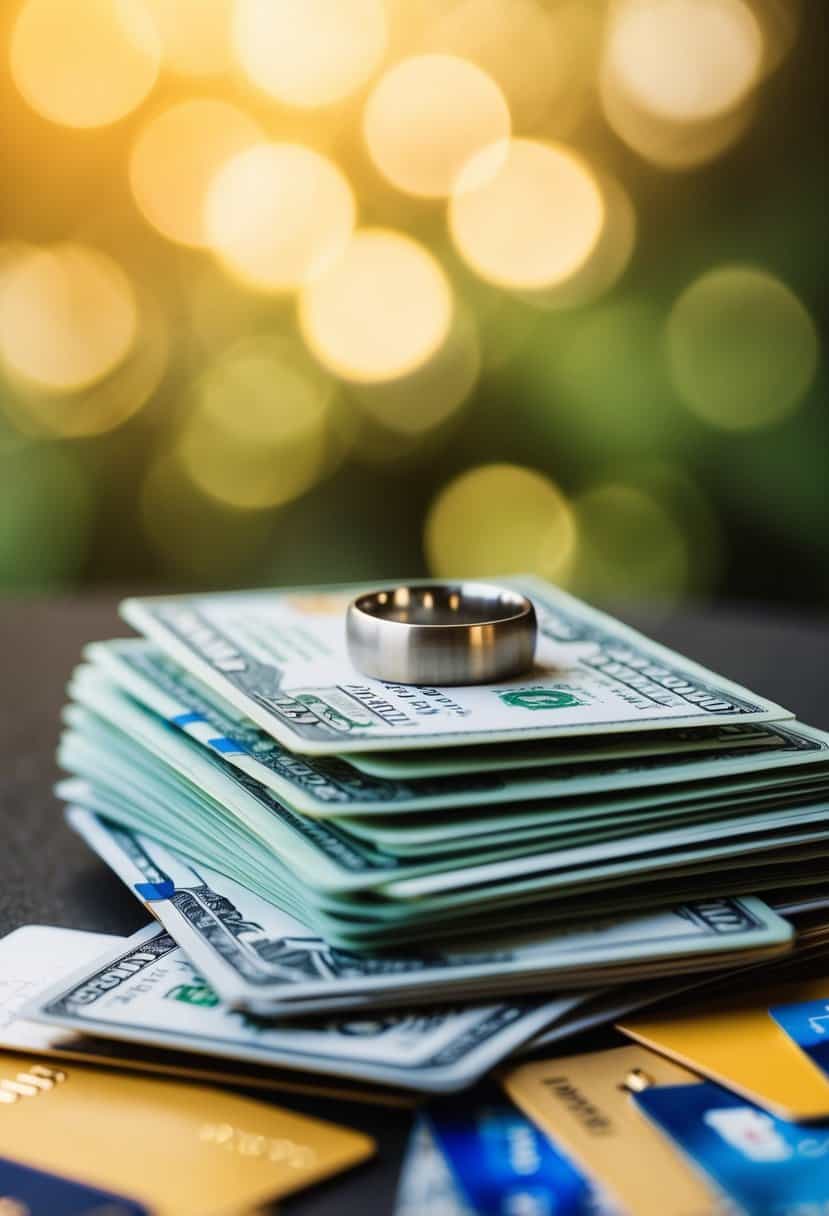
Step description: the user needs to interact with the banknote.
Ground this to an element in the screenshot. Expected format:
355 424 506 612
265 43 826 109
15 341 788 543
350 723 785 779
120 576 791 754
67 807 794 1013
68 658 829 817
339 779 829 855
62 683 829 879
0 926 416 1107
57 763 829 950
23 925 585 1093
60 710 827 913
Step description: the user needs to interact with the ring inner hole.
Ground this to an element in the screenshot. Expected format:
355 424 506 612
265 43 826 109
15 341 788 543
368 587 525 626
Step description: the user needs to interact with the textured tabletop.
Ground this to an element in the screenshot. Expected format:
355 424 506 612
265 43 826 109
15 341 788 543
0 593 827 1214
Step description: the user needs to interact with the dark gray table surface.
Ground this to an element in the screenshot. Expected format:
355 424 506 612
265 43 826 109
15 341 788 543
0 593 827 1214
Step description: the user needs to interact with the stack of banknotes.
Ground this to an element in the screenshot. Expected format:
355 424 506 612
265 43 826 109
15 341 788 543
36 575 829 1094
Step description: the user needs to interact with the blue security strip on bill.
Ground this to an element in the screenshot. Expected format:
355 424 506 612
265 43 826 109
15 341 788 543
0 1156 149 1216
633 1079 829 1216
769 998 829 1077
424 1084 616 1216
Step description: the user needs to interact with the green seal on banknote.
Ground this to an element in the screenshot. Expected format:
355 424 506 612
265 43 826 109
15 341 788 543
498 688 585 711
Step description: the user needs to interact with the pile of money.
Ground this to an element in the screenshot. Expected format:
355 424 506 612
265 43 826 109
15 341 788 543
37 576 829 1093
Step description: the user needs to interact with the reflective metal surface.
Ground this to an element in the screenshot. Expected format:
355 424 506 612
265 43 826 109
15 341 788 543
346 582 537 685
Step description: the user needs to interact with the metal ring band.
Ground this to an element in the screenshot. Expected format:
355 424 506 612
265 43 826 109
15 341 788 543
346 582 537 686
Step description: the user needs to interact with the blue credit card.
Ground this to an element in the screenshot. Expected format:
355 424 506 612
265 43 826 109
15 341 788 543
0 1156 149 1215
770 998 829 1076
425 1084 614 1216
633 1079 829 1216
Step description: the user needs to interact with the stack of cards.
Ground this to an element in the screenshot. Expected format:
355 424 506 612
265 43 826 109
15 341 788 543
34 575 829 1092
492 964 829 1216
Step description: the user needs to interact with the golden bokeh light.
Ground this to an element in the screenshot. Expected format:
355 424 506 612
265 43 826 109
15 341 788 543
130 100 263 248
572 483 688 602
423 0 601 135
519 170 636 310
600 0 764 168
144 0 233 76
351 307 480 436
10 0 161 128
300 229 453 383
608 0 762 121
177 335 346 511
363 54 511 199
751 0 801 75
0 244 138 393
667 265 819 430
449 139 604 295
204 143 356 293
233 0 387 108
2 289 168 439
425 463 576 579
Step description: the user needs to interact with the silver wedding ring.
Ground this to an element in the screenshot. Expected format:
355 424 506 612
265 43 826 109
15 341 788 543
346 583 537 685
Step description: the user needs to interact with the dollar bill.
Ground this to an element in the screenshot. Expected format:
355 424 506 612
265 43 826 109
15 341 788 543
67 807 793 1014
349 724 784 779
70 652 829 817
57 707 829 906
22 925 586 1093
59 705 829 938
120 577 792 755
56 776 829 949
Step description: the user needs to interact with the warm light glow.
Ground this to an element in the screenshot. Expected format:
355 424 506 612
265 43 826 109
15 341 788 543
204 144 356 294
751 0 802 75
233 0 387 108
177 336 342 510
667 265 819 430
351 308 480 435
130 100 263 248
573 483 688 602
300 230 453 383
363 54 511 199
144 0 232 76
449 139 604 293
609 0 762 121
600 0 764 168
424 0 601 134
10 0 161 128
522 171 636 310
3 290 168 439
425 463 576 579
0 244 137 392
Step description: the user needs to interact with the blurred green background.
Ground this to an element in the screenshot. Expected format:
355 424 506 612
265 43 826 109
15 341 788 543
0 0 825 607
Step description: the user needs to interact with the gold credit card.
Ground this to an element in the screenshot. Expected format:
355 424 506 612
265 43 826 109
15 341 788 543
618 976 829 1122
0 1051 374 1215
501 1046 719 1216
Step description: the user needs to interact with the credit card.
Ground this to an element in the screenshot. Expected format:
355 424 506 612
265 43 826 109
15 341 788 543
0 1156 149 1215
0 1050 374 1215
619 977 829 1122
769 997 829 1079
394 1118 473 1216
501 1045 721 1216
635 1078 829 1216
425 1083 616 1216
